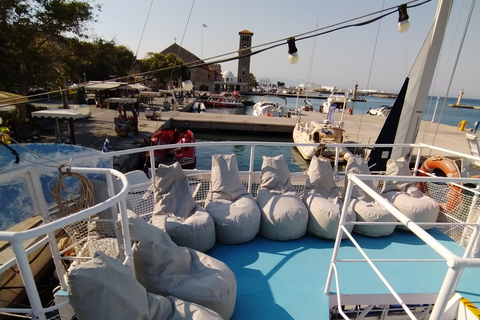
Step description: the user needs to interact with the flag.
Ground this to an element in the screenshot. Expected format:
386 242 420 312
202 24 207 28
102 134 110 153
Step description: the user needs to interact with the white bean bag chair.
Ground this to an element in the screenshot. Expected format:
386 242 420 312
303 157 355 239
150 162 215 252
381 157 439 230
345 156 397 237
256 155 308 240
68 251 223 320
205 154 261 244
125 214 237 320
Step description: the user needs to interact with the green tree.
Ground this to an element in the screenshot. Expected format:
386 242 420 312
277 81 285 87
64 39 135 83
141 52 184 89
249 73 258 87
0 0 97 118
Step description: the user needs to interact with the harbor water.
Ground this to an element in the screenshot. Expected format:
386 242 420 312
211 94 480 128
195 94 480 172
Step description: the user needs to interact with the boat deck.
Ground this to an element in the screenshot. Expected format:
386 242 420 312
209 229 479 319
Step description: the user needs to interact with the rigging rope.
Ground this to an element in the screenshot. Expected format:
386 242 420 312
129 0 155 75
430 0 477 149
354 0 386 143
0 0 434 107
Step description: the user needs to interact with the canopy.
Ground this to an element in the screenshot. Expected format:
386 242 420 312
104 97 136 104
0 91 28 109
126 83 149 91
84 81 126 91
32 109 89 144
32 109 89 120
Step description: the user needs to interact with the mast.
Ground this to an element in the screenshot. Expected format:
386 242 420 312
391 0 453 159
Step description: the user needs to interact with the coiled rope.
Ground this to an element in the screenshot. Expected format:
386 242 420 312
52 164 94 216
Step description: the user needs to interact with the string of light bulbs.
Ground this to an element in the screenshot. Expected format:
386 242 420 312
0 0 431 106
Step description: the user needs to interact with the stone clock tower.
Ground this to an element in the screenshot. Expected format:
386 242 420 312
237 30 253 85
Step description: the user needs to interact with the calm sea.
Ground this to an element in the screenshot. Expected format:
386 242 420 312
230 94 480 127
195 94 480 172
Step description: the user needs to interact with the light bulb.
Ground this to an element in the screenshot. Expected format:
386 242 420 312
182 80 193 91
397 4 410 33
288 53 299 64
287 37 299 65
398 20 410 33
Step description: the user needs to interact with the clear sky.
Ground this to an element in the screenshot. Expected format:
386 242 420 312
88 0 479 99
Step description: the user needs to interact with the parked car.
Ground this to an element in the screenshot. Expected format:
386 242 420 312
367 105 392 117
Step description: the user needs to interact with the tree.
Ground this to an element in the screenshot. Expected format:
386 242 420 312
64 39 135 83
277 81 285 87
1 0 98 120
249 73 258 87
141 52 184 89
0 0 98 95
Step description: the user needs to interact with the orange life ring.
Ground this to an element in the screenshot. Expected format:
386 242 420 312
418 156 462 211
265 113 273 117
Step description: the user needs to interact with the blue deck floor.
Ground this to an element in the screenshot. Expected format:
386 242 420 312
208 229 479 320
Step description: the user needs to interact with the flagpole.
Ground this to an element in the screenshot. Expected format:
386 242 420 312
201 23 207 59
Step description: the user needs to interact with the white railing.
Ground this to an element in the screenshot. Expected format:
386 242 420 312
325 173 480 320
1 140 479 320
0 166 133 320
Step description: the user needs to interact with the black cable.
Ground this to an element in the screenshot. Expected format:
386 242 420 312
0 140 20 163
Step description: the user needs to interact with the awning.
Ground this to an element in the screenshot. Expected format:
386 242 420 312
32 109 89 120
84 81 127 91
104 97 136 104
126 83 149 91
32 109 90 144
140 91 161 97
0 91 28 109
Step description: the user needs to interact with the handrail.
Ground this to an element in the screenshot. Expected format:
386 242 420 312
1 140 479 319
0 166 132 320
325 172 480 320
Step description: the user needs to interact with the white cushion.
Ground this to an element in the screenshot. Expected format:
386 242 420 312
205 154 261 244
256 155 308 240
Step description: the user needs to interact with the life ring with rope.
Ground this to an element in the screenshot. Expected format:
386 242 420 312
265 113 273 117
417 156 462 211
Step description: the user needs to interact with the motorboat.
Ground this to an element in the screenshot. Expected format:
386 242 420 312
183 101 206 112
301 99 314 111
292 119 352 161
320 90 350 114
144 128 196 169
203 92 244 108
252 95 287 117
367 104 393 116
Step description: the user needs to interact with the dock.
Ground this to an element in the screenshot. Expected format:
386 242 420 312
449 104 480 109
31 101 478 156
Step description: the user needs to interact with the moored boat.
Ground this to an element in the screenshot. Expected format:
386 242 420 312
204 92 244 108
144 128 196 169
320 90 351 114
252 95 287 117
292 119 352 161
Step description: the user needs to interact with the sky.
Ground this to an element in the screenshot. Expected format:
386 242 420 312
87 0 479 99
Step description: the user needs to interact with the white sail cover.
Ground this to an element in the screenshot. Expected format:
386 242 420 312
392 0 453 159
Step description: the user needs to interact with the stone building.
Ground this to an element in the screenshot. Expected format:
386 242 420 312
159 29 254 93
160 43 221 92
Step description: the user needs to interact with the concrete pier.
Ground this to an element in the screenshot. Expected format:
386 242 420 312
32 101 477 156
